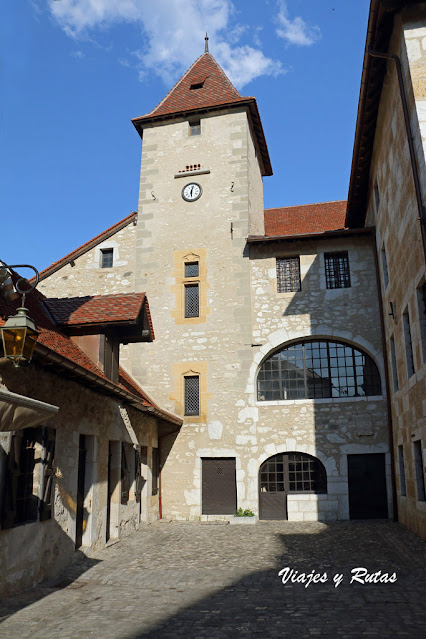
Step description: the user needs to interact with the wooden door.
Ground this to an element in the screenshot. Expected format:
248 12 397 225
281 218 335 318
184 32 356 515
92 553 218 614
347 453 388 519
202 458 236 515
259 454 287 520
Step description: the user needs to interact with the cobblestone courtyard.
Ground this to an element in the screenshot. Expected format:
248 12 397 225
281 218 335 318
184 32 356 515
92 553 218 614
0 520 425 638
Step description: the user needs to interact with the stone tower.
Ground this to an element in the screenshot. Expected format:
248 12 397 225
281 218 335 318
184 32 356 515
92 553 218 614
131 50 273 519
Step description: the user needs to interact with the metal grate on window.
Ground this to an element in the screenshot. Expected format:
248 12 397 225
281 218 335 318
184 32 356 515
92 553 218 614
185 284 199 317
184 376 200 415
101 248 113 269
185 261 199 277
276 257 301 293
324 252 350 289
257 339 381 401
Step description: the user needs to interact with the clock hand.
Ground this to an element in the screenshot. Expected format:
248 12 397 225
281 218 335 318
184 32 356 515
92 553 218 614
190 186 194 197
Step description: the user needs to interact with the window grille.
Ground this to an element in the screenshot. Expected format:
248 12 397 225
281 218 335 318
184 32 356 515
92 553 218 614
259 452 327 494
185 284 199 317
101 248 113 268
257 339 381 401
184 375 200 415
276 257 301 293
324 252 350 289
189 120 201 135
185 261 199 277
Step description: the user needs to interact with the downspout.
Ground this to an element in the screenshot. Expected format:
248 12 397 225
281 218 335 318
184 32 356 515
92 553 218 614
372 230 398 521
368 48 426 258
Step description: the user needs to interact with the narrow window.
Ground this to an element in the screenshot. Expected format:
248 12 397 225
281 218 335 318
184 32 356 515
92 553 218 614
398 445 406 496
185 261 199 277
416 282 426 365
184 375 200 416
185 284 199 318
276 257 301 293
413 441 426 501
189 119 201 136
390 336 399 392
374 180 380 214
381 247 389 288
101 248 113 268
403 309 415 378
324 252 351 289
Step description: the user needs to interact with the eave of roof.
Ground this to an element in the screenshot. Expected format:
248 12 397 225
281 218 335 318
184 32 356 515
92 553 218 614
247 227 375 244
346 0 423 227
34 212 138 283
132 98 273 177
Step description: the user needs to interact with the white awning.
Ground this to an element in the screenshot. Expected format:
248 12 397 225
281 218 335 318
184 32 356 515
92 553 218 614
0 387 59 431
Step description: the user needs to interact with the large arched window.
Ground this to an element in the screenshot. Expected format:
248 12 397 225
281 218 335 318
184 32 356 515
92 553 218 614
257 340 381 401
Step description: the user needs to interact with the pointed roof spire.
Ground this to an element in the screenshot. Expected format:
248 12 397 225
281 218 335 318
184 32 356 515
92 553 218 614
205 32 209 53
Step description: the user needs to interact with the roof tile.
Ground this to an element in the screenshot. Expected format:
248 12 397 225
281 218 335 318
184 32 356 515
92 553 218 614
264 201 347 237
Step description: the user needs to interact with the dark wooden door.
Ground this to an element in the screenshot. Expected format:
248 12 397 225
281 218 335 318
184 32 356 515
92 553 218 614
347 453 388 519
259 455 287 520
202 458 236 515
75 435 86 549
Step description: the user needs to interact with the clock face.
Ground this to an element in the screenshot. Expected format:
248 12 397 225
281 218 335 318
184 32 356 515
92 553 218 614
182 182 202 202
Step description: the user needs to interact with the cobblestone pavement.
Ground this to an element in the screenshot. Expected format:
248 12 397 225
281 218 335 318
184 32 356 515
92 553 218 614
0 520 425 638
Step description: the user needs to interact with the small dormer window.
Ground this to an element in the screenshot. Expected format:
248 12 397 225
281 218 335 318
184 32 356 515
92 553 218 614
101 248 113 268
190 82 204 90
189 119 201 136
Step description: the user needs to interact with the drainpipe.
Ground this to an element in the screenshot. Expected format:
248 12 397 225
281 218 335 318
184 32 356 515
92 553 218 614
372 231 398 521
368 48 426 258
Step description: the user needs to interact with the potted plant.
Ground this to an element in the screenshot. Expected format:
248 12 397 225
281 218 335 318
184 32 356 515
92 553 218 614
229 507 257 525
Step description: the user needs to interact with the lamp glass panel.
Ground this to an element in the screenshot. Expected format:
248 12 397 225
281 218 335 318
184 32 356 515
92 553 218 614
22 328 38 360
2 328 26 359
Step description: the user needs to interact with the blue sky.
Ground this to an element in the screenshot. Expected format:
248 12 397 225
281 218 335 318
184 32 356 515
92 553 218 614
1 0 370 273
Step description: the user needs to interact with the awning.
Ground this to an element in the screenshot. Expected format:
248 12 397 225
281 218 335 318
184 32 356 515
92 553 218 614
0 386 59 431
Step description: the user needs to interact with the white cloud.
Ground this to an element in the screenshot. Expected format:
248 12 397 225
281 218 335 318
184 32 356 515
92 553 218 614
275 1 320 46
48 0 282 88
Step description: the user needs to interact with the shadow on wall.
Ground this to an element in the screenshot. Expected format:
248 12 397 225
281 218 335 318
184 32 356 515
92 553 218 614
126 523 425 638
0 519 101 606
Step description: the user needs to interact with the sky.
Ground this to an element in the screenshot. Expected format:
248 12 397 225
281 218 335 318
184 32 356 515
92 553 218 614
0 0 370 273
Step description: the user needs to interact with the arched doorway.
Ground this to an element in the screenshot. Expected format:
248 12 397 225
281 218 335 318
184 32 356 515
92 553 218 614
259 452 327 520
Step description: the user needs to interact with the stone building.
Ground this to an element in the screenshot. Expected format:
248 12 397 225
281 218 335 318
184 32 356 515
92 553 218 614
38 25 398 526
0 277 181 597
346 0 426 540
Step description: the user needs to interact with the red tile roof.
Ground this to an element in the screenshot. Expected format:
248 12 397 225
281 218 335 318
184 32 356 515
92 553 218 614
264 201 347 238
0 272 177 424
35 212 137 283
44 293 146 327
137 53 244 119
132 53 272 176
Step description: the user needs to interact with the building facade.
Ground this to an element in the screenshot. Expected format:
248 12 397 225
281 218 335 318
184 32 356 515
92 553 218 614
346 0 426 540
39 43 395 525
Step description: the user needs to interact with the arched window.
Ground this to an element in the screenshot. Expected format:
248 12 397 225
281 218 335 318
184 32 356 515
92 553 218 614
257 339 381 401
259 453 327 494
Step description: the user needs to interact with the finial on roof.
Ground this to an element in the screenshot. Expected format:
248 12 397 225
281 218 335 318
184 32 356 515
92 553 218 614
205 32 209 53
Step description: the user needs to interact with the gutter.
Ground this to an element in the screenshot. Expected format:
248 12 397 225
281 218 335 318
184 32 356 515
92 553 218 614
247 227 374 244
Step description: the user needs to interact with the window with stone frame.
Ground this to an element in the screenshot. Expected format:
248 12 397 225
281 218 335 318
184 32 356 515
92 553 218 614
0 426 55 530
189 119 201 136
276 257 301 293
403 309 415 378
183 259 200 318
324 252 351 289
101 248 114 268
413 440 426 502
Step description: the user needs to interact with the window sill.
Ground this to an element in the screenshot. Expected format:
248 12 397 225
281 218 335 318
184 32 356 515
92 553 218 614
256 395 383 407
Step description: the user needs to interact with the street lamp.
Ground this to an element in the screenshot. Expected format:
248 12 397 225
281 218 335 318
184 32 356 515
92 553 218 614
0 263 40 367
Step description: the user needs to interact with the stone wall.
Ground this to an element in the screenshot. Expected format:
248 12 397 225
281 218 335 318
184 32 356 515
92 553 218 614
0 362 159 598
365 11 426 540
